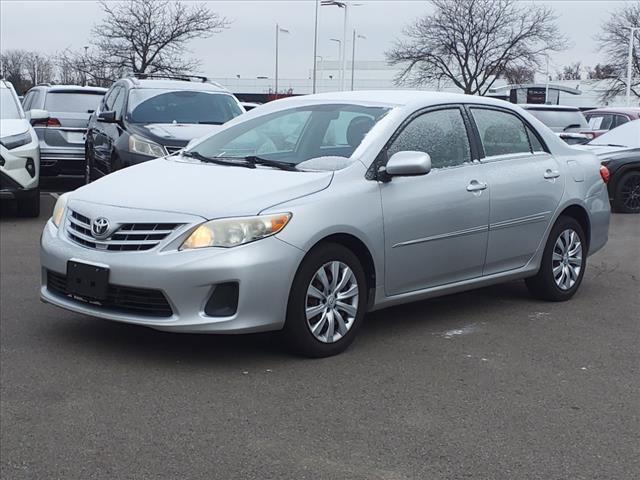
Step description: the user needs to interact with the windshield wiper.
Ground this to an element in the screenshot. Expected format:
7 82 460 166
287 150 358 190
590 143 627 147
182 150 255 168
198 121 224 125
240 156 298 171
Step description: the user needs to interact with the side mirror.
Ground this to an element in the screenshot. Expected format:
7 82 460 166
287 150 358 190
384 151 432 177
97 110 117 123
28 109 50 123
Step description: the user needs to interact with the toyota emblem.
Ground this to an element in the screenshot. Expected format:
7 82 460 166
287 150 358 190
91 217 111 239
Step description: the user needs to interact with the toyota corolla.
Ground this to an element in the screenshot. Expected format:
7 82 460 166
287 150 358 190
40 91 610 357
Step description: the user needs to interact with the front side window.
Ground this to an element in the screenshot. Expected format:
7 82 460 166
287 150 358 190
586 114 613 130
387 108 472 168
613 115 629 128
472 108 531 157
189 103 389 168
45 92 104 113
127 89 242 125
103 86 121 111
0 88 22 119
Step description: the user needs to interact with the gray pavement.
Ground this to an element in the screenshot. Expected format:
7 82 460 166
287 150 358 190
1 192 638 480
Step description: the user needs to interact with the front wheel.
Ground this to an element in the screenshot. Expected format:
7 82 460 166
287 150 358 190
613 170 640 213
525 216 586 301
283 243 367 357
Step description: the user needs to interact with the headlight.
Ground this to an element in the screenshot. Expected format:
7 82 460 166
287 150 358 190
0 131 32 150
181 213 292 250
51 193 70 228
128 134 167 157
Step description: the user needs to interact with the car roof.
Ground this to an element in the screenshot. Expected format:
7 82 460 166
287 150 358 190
125 78 231 93
42 85 108 94
583 107 640 115
283 90 523 109
520 104 581 111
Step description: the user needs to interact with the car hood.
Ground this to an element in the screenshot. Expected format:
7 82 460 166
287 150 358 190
128 123 223 146
71 155 334 219
0 119 30 138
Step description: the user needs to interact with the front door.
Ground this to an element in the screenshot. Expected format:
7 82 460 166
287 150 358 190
380 107 490 296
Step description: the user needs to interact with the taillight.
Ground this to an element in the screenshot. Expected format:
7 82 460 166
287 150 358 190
31 118 61 127
600 165 610 184
580 131 596 140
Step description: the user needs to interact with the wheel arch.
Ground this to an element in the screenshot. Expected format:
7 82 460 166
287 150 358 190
558 204 591 251
302 233 377 309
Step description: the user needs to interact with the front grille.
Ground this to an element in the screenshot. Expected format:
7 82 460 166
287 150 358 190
47 270 173 318
165 146 184 154
66 209 181 251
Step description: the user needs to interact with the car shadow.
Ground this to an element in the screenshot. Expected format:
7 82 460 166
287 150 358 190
44 280 535 365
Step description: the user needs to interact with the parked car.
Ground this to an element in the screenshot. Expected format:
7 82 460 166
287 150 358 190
22 85 107 176
584 107 640 137
1 79 42 216
41 91 610 357
522 104 594 144
578 120 640 213
84 75 244 183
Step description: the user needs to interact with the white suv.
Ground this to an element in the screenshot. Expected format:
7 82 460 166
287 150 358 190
1 79 42 216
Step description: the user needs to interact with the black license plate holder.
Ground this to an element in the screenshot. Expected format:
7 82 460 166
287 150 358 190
66 261 109 300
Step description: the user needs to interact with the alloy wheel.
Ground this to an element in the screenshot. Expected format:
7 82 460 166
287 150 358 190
305 261 359 343
620 173 640 212
552 229 582 291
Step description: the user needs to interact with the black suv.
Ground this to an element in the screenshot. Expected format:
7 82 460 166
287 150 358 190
85 75 244 183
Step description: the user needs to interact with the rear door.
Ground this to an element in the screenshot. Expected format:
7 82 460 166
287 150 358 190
469 106 564 275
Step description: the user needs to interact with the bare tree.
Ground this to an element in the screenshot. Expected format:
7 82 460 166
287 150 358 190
501 65 536 85
57 48 123 87
91 0 230 76
586 63 617 80
596 2 640 102
387 0 566 95
556 62 582 81
0 50 29 93
24 52 55 86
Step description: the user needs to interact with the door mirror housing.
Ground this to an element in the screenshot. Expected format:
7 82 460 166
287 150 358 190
28 109 49 123
384 151 432 177
97 110 117 123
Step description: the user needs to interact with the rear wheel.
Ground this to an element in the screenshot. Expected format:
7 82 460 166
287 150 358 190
525 216 586 301
613 171 640 213
17 188 40 218
283 243 367 357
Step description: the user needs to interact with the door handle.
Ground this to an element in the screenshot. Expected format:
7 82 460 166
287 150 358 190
544 169 560 179
466 180 488 192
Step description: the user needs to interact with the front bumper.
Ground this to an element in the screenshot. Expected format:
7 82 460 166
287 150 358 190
40 219 305 333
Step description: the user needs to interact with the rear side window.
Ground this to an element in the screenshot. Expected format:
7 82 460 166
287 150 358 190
471 108 531 157
613 115 629 128
45 92 104 113
387 108 472 168
586 114 613 130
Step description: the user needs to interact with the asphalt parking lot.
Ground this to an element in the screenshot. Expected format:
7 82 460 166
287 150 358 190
1 190 638 480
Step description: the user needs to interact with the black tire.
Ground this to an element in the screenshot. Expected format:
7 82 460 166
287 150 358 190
283 243 367 358
525 216 587 302
613 170 640 213
17 188 40 218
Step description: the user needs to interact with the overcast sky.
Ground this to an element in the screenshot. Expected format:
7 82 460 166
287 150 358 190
0 0 631 79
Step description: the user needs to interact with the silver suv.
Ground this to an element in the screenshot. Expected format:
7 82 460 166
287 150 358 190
40 91 611 357
22 85 106 176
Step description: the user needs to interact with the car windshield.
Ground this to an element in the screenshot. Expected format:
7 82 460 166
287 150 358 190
588 119 640 148
187 103 390 169
0 88 22 119
45 92 104 113
527 109 588 129
127 89 242 124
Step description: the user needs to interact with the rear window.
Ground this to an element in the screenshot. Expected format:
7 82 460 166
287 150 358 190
526 109 588 130
44 92 104 113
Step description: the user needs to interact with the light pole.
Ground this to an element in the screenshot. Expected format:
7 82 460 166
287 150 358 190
329 38 342 61
312 0 319 94
545 54 550 104
321 1 362 91
83 45 89 87
275 23 290 100
350 30 366 91
34 54 39 86
626 27 638 106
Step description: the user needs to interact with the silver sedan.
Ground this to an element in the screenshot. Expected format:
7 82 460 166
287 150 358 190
40 91 610 357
